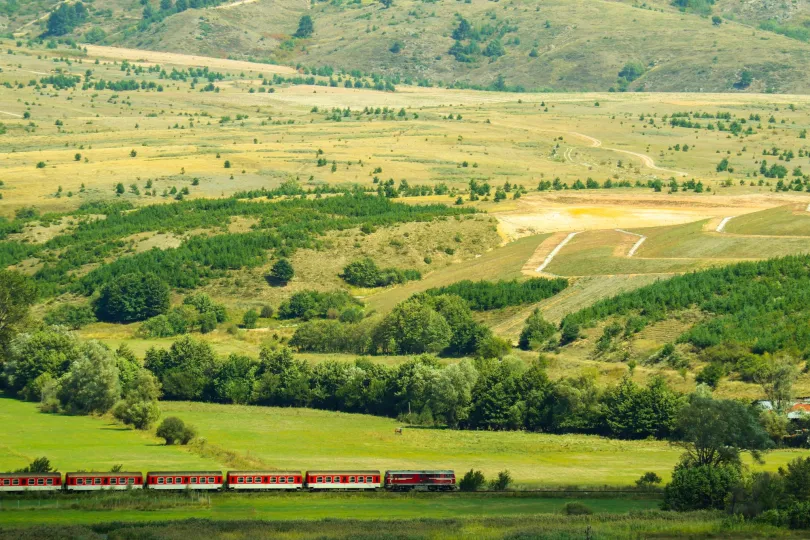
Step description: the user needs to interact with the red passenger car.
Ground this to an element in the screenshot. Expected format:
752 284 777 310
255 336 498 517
145 471 224 490
384 470 456 491
227 471 303 490
65 472 143 491
0 472 61 492
304 470 380 490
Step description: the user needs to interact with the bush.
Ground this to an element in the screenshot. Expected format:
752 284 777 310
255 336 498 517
269 258 294 284
43 304 96 330
635 471 662 489
562 502 593 515
242 309 259 329
518 309 555 350
663 464 741 511
260 305 274 318
459 469 486 491
787 501 810 529
156 416 196 445
489 470 512 491
341 258 420 288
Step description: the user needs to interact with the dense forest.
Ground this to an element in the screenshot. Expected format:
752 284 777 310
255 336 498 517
424 278 568 311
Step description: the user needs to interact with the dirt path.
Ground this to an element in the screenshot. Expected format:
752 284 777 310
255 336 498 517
213 0 259 8
615 229 647 257
716 216 734 232
0 110 22 118
534 232 579 273
540 129 686 176
14 0 69 34
604 147 687 177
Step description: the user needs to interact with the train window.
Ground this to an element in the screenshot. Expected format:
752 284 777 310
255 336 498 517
269 476 276 483
254 477 261 483
287 476 294 483
167 477 174 484
191 477 198 484
129 478 135 484
280 476 287 483
175 477 182 484
37 478 44 485
12 479 19 486
246 477 253 484
367 476 373 483
349 476 355 483
94 478 101 485
157 477 164 485
334 476 341 483
317 476 323 483
237 476 244 483
208 477 215 483
326 476 332 483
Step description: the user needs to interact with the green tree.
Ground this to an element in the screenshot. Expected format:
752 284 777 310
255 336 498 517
459 469 486 491
518 309 555 350
375 298 451 354
242 309 259 329
15 457 55 473
144 336 217 401
0 270 36 358
95 273 170 323
294 15 314 38
755 355 799 413
156 416 196 445
56 341 121 415
664 463 742 511
113 369 161 429
269 258 294 284
43 304 96 330
5 327 80 399
213 354 258 404
674 395 773 468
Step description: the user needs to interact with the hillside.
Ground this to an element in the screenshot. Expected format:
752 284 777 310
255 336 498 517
8 0 810 93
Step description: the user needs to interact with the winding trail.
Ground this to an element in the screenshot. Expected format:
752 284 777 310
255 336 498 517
716 216 734 233
535 232 579 273
0 110 22 118
615 229 647 257
213 0 259 8
540 129 687 177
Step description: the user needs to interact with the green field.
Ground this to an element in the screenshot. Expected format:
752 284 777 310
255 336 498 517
2 397 808 489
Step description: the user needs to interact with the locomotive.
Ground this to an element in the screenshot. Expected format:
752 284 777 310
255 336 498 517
0 469 455 493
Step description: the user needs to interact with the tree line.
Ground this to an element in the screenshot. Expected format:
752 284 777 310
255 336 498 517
424 277 568 311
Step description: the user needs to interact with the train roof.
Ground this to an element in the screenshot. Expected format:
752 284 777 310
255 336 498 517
145 471 223 475
0 472 61 477
65 472 142 477
227 471 302 475
305 470 380 474
385 470 455 474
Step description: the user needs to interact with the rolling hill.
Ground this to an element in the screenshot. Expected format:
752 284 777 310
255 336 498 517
7 0 810 93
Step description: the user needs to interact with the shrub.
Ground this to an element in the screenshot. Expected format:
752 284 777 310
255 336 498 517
269 258 294 284
663 464 741 511
636 471 662 489
787 501 810 529
260 305 275 318
518 309 555 350
242 309 259 329
459 469 486 491
43 304 96 329
562 502 593 515
156 416 196 445
489 470 512 491
341 258 420 288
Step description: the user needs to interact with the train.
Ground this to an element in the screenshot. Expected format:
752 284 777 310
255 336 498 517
0 469 456 493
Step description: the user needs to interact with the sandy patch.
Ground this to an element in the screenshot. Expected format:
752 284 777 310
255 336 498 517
84 45 296 75
495 192 792 240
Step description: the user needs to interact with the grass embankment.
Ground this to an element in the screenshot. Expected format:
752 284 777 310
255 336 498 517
0 511 802 539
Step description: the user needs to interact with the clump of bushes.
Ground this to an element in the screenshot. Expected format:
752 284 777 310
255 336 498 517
278 290 362 321
341 258 421 288
156 416 197 445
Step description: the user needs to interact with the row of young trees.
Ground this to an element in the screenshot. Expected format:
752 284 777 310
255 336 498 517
424 277 568 311
0 194 472 297
562 255 810 360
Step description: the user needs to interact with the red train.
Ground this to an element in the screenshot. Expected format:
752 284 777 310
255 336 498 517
0 469 455 493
